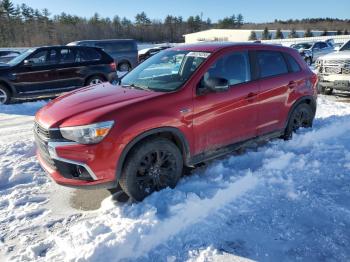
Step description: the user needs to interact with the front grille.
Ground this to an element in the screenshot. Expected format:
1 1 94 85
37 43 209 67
324 59 350 67
319 59 350 75
34 122 50 141
324 67 341 74
34 131 56 169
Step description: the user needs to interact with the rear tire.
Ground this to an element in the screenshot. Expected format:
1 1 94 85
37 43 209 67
284 103 314 140
324 88 333 95
119 138 183 201
0 85 11 105
118 62 131 72
85 75 105 86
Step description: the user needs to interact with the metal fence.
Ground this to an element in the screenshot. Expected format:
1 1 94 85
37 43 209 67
262 34 350 46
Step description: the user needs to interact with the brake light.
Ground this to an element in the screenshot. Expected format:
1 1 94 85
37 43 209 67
110 62 117 72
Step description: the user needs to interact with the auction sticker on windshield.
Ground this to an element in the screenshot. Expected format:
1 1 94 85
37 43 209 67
186 52 211 58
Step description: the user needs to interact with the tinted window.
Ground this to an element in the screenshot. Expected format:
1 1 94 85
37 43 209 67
204 51 251 86
76 48 101 62
59 48 75 64
28 50 49 65
96 42 135 52
47 49 58 64
285 53 301 72
257 51 288 78
318 42 328 49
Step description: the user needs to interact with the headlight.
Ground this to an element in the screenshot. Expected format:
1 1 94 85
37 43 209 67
60 121 114 144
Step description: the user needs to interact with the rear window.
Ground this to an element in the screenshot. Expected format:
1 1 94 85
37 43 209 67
95 42 135 52
284 53 301 73
76 48 101 62
257 51 288 78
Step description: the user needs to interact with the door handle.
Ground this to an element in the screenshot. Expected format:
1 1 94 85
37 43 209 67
288 81 297 89
245 92 257 102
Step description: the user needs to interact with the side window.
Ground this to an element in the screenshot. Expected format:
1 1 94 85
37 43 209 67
76 48 101 62
319 42 328 49
284 53 301 73
47 49 58 64
257 51 288 78
59 48 76 64
28 50 48 65
203 51 251 86
313 43 321 49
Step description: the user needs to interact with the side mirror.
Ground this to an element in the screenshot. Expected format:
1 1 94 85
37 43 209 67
204 77 229 93
23 59 33 66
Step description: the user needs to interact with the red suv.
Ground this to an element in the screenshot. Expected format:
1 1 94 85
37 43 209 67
34 43 317 201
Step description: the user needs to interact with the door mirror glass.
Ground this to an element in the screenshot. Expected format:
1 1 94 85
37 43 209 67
204 77 229 92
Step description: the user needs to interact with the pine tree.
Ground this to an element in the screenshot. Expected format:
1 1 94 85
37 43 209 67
236 14 243 28
304 28 313 37
321 29 328 36
262 27 270 40
288 28 298 38
275 28 284 39
249 30 257 41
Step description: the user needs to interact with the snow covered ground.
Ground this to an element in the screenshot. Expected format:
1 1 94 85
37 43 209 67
0 95 350 261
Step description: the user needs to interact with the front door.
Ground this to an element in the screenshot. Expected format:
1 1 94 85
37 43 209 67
193 50 259 155
13 49 57 93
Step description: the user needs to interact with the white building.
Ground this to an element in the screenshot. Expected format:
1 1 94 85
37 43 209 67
183 29 338 43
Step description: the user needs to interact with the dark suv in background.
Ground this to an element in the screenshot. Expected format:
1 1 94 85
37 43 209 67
0 45 116 104
68 39 138 72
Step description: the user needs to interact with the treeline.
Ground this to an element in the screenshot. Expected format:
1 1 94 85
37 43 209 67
0 0 245 47
243 18 350 32
1 0 350 47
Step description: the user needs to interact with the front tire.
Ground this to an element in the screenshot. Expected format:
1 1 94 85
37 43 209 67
119 138 183 201
85 75 105 86
284 103 314 140
0 85 11 105
305 57 312 66
324 88 333 95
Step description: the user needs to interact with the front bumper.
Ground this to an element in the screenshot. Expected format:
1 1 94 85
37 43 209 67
34 128 124 188
318 75 350 91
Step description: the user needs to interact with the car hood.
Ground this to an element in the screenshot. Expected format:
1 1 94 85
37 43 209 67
35 83 161 128
319 50 350 60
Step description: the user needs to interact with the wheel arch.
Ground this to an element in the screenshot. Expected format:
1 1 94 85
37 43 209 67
0 79 16 96
115 126 191 183
285 95 316 129
84 74 107 86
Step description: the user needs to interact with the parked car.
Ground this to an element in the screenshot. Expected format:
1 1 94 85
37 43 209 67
0 45 116 104
333 42 344 51
291 41 334 65
34 43 317 201
0 50 21 63
138 46 171 63
315 40 350 95
68 39 138 72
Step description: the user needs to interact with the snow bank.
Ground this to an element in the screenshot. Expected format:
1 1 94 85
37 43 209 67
1 96 350 261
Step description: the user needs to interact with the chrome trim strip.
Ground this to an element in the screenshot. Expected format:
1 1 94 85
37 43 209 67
18 86 76 95
47 141 98 180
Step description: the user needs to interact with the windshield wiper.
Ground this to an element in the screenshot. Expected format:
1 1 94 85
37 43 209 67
121 83 152 91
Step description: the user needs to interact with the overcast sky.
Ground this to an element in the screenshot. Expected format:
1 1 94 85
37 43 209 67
11 0 350 23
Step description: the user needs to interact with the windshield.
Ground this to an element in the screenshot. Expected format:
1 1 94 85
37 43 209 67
7 49 35 65
339 41 350 51
292 43 312 50
121 50 210 92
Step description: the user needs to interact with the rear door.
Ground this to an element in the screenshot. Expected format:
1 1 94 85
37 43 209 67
13 49 57 93
255 50 300 135
193 50 259 154
55 47 85 88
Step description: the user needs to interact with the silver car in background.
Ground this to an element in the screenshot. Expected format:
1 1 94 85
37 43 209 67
291 41 334 65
